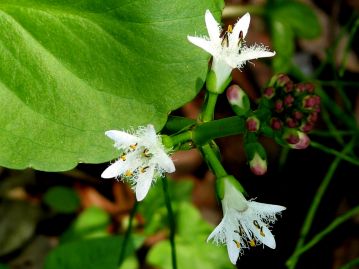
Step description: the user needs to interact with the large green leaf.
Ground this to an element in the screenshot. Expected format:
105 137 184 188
0 0 223 171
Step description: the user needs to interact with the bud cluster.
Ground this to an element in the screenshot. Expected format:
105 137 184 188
263 74 320 134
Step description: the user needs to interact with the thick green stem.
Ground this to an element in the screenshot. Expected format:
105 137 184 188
118 201 138 267
201 92 219 122
193 116 245 145
169 131 193 146
162 177 177 269
201 144 227 178
286 141 354 269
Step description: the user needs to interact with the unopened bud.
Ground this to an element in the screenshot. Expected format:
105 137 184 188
227 85 250 116
300 122 314 133
274 99 284 113
286 117 298 128
284 95 294 107
263 87 275 99
270 117 283 130
284 130 310 149
246 116 260 132
293 110 303 120
276 74 291 87
244 142 267 176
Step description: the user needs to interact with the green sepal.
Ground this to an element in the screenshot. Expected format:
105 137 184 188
206 70 232 94
244 141 267 161
231 92 250 116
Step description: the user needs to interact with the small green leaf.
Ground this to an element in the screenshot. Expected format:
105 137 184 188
60 206 110 243
268 1 321 39
270 19 295 73
44 236 125 269
0 0 224 171
43 186 80 213
147 202 234 269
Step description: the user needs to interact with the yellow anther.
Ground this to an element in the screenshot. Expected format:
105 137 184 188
143 148 151 158
129 143 138 151
260 227 266 237
140 166 149 173
249 240 256 247
253 220 260 229
233 240 241 249
120 153 126 161
227 24 233 33
124 170 133 177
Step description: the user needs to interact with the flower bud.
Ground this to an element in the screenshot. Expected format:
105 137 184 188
226 85 250 116
283 129 310 149
270 117 283 130
284 95 294 107
274 99 284 113
244 142 267 175
263 87 275 99
246 116 260 132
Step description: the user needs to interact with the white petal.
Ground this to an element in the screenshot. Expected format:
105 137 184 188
105 130 137 147
207 219 225 243
101 160 127 179
249 201 286 214
205 9 221 44
244 217 276 249
156 151 175 173
226 238 240 265
135 166 155 201
187 36 215 55
229 12 250 47
143 124 157 142
234 45 275 64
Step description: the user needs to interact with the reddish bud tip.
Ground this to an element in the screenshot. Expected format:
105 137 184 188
286 117 298 128
270 118 283 130
284 95 294 107
274 99 284 113
249 153 267 176
289 132 310 149
246 116 260 132
263 87 275 99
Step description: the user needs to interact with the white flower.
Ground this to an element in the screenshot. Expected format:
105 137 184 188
101 124 175 201
188 10 275 92
207 179 285 264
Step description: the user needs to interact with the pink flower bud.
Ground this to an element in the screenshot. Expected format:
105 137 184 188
249 153 267 176
246 116 260 132
263 87 275 99
270 117 283 130
284 95 294 107
289 131 310 149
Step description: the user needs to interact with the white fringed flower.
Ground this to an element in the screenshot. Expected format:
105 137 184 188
188 10 275 93
207 179 285 264
101 124 175 201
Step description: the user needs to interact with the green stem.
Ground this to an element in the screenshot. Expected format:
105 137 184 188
287 205 359 263
118 201 138 267
286 141 354 269
162 177 177 269
201 144 227 178
169 131 193 146
310 141 359 166
164 116 196 134
339 257 359 269
193 116 245 145
201 92 219 122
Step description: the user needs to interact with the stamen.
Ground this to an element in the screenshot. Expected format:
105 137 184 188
227 24 233 33
129 143 138 151
120 153 126 161
221 33 229 47
233 240 241 249
238 30 243 47
253 220 260 229
124 170 133 177
143 148 152 158
249 240 256 247
260 226 266 237
140 166 150 173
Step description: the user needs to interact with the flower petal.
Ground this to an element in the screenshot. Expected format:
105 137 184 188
205 9 221 44
187 36 215 55
105 130 137 147
229 12 250 47
156 153 175 173
135 166 155 201
249 201 286 215
101 160 127 179
245 217 276 249
143 124 157 142
234 45 275 65
226 238 240 265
